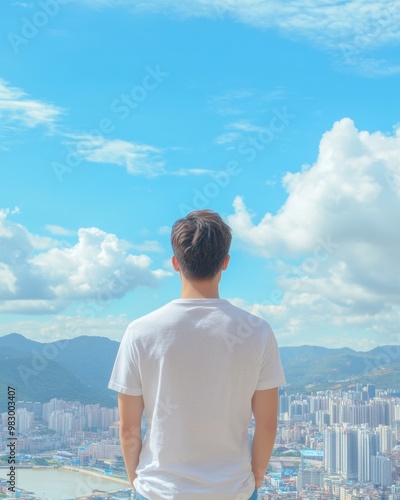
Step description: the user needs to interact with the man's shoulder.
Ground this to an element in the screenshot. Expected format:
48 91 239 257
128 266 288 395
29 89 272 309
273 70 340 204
127 301 175 329
225 300 272 331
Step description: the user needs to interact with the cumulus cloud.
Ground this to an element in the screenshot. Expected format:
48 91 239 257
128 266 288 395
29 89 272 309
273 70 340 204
0 79 63 129
227 118 400 346
0 210 170 314
45 225 75 236
76 0 400 75
228 295 400 351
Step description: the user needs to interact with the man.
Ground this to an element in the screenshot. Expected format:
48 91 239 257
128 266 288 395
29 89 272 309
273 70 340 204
108 209 286 500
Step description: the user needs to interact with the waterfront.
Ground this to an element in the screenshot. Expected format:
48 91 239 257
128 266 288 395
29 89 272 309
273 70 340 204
0 467 130 499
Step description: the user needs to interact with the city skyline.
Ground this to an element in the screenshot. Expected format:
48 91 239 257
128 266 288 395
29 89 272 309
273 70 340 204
1 1 400 350
2 382 399 496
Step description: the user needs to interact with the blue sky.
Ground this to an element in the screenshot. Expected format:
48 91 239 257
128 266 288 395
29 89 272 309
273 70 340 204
1 0 400 350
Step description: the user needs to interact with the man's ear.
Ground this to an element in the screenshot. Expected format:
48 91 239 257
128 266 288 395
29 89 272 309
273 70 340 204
172 255 181 271
221 254 230 271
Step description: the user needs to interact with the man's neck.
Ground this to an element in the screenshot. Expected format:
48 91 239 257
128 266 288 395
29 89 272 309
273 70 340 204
179 277 220 299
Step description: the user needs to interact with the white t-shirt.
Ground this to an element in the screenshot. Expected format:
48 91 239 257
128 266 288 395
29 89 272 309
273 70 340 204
108 298 286 500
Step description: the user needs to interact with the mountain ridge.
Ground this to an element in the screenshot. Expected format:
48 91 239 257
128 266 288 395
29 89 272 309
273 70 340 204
0 334 399 411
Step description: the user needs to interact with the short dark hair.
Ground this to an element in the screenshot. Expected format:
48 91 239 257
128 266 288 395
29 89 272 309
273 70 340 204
171 210 232 280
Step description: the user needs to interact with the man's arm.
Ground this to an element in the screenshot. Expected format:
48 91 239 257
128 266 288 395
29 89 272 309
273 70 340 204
251 387 279 489
118 392 144 486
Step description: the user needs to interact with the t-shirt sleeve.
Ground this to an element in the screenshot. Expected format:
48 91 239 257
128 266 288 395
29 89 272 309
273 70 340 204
108 326 143 396
255 324 286 390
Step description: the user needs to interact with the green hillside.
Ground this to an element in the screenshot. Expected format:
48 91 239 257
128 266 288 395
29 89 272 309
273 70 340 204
0 357 115 412
281 344 400 391
0 333 118 411
0 334 399 410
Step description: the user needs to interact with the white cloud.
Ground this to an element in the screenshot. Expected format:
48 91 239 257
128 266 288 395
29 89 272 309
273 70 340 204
211 90 255 115
64 134 165 176
0 300 62 314
229 118 400 257
158 225 171 235
215 132 240 145
227 118 400 345
228 296 400 350
262 89 292 102
0 314 131 342
45 225 75 236
168 168 216 176
0 79 63 129
162 258 174 272
76 1 400 74
230 121 264 132
12 2 34 6
63 134 216 177
0 264 17 295
0 210 169 314
215 120 267 145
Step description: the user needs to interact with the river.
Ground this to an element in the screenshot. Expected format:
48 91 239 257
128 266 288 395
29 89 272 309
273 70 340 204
0 467 131 499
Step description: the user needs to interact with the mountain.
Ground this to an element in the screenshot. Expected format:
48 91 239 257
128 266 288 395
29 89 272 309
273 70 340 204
0 333 119 411
0 334 399 411
0 332 41 356
280 344 400 391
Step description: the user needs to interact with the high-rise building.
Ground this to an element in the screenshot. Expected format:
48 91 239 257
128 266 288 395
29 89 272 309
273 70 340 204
324 426 337 474
289 401 309 421
340 425 358 480
16 408 34 434
393 420 400 442
371 454 393 487
367 384 376 399
48 410 73 436
297 468 324 490
376 424 394 453
329 400 339 424
357 426 379 483
369 399 389 427
316 410 330 432
279 395 289 415
324 424 358 480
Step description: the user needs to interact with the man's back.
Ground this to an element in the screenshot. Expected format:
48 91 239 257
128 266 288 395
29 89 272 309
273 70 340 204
109 298 285 500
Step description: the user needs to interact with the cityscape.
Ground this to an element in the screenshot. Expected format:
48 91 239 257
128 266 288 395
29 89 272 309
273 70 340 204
2 0 400 499
1 383 400 499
